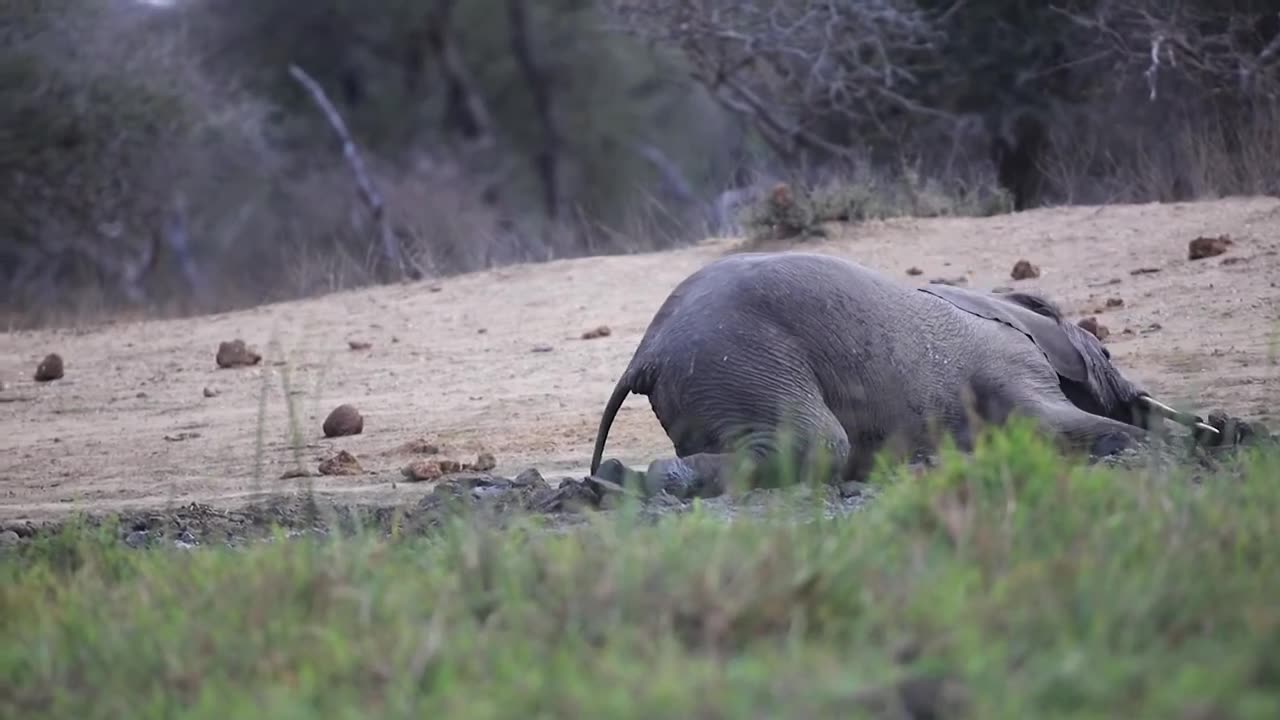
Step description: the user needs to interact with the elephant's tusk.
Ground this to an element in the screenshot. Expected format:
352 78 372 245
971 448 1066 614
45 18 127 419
1194 421 1220 435
1137 395 1220 435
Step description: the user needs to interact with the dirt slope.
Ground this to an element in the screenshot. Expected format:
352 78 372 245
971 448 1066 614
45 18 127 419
2 197 1279 523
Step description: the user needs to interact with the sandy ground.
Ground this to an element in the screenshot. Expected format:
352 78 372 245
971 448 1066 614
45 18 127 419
2 197 1279 524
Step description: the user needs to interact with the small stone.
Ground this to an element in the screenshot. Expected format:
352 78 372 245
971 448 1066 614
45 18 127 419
0 530 20 547
348 340 372 351
1221 256 1247 266
322 404 364 438
1129 267 1161 276
1010 259 1041 280
279 467 312 479
1105 297 1124 308
581 325 612 340
34 353 64 382
396 438 440 455
929 276 967 286
319 450 363 476
1077 316 1110 341
124 530 150 549
202 387 218 398
215 339 261 368
1188 234 1232 260
531 344 554 353
402 458 463 482
470 451 497 472
906 266 923 276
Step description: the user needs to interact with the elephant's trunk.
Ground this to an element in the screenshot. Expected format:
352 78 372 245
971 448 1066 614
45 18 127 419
1136 394 1219 435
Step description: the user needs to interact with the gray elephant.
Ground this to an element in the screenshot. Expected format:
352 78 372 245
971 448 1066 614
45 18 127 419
588 251 1218 499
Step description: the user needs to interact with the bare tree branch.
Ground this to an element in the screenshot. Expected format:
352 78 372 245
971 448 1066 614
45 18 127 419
288 63 406 281
604 0 945 169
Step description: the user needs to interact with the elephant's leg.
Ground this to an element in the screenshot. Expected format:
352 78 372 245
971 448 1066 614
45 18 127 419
1026 401 1150 458
645 408 852 500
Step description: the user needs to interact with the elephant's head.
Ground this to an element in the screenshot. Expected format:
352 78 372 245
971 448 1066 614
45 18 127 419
921 285 1217 436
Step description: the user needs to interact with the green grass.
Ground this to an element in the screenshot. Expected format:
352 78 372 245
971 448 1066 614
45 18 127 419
4 421 1280 719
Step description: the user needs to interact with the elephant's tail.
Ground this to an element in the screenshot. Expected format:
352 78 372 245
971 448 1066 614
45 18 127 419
589 367 646 475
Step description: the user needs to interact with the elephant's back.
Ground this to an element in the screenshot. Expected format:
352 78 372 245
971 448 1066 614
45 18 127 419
629 251 919 377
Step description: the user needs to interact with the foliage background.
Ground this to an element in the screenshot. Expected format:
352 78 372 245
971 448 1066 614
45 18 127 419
3 0 1278 324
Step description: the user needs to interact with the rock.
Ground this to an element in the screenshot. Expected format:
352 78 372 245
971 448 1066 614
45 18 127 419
402 458 464 482
1010 259 1041 280
322 404 364 438
202 386 219 398
469 451 497 472
280 467 313 479
531 344 554 353
318 450 363 476
581 325 612 340
513 468 545 486
906 266 923 276
34 353 64 382
929 276 967 286
533 478 602 513
1189 234 1232 260
839 481 871 498
0 530 20 547
1077 316 1110 341
1105 297 1124 308
124 530 150 549
348 340 372 351
1129 267 1161 276
1221 256 1247 266
215 339 261 368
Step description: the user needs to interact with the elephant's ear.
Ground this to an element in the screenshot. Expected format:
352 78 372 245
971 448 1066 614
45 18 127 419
919 285 1088 383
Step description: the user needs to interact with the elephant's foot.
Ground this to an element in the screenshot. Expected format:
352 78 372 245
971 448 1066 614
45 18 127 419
592 458 646 489
644 453 744 500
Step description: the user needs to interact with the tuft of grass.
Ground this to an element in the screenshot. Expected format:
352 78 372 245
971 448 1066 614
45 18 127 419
4 421 1280 718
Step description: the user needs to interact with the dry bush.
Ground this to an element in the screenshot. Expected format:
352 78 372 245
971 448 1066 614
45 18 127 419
2 0 701 329
735 156 1013 245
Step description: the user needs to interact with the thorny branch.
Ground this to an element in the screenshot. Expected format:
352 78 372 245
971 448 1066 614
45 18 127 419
604 0 949 166
1052 5 1280 102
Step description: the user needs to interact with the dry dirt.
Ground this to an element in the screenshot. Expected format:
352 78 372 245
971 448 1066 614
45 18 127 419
2 197 1279 527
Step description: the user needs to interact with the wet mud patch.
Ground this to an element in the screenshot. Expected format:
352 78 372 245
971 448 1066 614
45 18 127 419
2 467 881 552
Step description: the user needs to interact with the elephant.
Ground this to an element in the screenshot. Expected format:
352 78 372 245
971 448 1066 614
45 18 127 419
588 251 1218 499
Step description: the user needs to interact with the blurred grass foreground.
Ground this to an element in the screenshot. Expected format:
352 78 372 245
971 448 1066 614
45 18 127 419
4 422 1280 719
